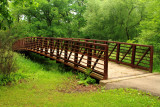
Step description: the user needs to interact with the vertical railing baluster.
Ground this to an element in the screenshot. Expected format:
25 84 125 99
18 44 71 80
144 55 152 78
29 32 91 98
36 38 39 51
56 39 60 63
45 38 48 54
74 41 79 68
94 41 96 56
131 45 136 67
116 43 120 63
50 38 53 57
40 38 43 53
29 38 32 50
104 45 108 80
33 38 36 51
150 46 153 73
87 43 92 68
64 40 68 64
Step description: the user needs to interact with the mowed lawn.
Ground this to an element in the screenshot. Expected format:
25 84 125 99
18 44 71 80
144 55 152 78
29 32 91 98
0 53 160 107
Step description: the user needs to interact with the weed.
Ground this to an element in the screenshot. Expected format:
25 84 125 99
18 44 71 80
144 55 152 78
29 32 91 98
76 69 96 86
0 72 26 86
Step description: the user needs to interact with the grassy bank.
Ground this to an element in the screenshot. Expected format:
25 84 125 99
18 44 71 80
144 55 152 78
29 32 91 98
0 53 160 106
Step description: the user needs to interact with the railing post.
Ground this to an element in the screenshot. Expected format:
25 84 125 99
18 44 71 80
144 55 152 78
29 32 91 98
50 38 54 57
104 45 108 79
149 46 153 73
45 38 48 54
33 38 36 51
31 38 34 50
131 45 136 67
87 43 92 68
94 41 96 56
29 38 31 50
26 38 28 50
116 43 120 63
74 41 79 68
37 38 39 51
56 39 60 63
40 38 44 53
64 40 68 64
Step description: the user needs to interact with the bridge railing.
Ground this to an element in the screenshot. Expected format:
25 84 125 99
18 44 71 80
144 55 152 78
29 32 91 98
65 38 153 73
12 37 108 80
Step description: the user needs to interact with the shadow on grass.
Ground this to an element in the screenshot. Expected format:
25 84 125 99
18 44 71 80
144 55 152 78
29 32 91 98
19 51 73 73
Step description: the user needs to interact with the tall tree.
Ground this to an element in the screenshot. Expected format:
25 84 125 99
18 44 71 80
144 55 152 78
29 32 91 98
82 0 145 41
0 0 12 29
137 0 160 55
10 0 86 38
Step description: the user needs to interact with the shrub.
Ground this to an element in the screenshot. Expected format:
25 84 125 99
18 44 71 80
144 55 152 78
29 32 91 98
76 69 96 86
0 30 18 85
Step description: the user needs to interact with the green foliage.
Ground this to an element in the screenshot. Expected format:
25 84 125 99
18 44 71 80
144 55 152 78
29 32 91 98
137 0 160 71
0 52 160 106
77 69 96 86
9 0 86 38
0 0 12 29
0 53 157 105
82 0 145 41
0 30 17 77
0 72 26 86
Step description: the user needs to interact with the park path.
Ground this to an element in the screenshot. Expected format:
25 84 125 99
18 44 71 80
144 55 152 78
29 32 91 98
100 73 160 96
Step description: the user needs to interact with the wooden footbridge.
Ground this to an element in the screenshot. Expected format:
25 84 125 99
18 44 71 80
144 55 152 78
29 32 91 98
12 37 153 80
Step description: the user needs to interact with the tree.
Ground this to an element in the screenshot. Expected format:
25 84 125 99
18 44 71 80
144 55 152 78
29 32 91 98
9 0 87 38
137 0 160 56
82 0 145 41
0 0 12 29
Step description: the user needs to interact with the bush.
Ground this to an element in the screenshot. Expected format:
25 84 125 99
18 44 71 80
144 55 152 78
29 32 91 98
76 69 96 86
0 30 18 85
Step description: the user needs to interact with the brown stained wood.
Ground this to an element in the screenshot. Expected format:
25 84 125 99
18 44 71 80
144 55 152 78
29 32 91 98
50 39 54 56
149 46 153 73
92 49 103 70
74 42 79 68
64 41 68 63
120 46 132 62
87 44 92 68
131 45 136 67
78 48 87 64
59 43 65 57
136 48 150 66
56 40 60 62
104 45 108 79
116 43 120 63
109 44 117 57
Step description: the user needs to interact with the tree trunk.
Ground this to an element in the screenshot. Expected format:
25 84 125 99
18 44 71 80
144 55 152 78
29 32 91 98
125 27 130 40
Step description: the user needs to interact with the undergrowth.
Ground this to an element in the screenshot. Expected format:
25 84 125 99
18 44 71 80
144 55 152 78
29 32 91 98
76 69 96 86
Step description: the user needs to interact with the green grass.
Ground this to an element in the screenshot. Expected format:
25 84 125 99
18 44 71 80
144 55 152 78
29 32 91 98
0 53 160 106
